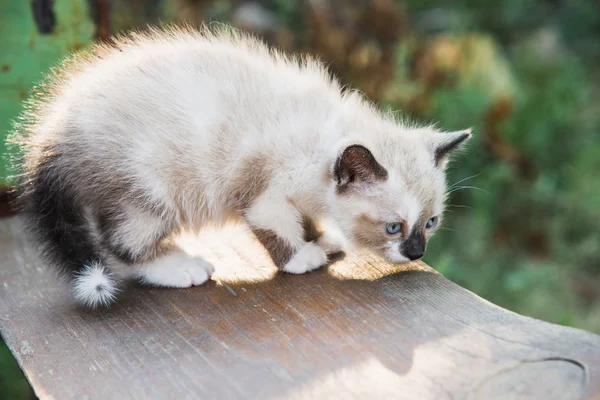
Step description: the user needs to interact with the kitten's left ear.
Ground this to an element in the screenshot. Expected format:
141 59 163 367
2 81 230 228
334 144 388 192
429 128 472 168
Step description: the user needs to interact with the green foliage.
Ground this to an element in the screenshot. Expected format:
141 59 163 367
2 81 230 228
0 339 35 399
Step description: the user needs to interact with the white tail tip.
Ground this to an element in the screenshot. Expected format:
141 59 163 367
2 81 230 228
72 262 118 308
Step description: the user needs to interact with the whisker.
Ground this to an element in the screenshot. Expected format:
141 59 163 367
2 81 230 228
439 227 455 232
447 204 473 209
447 185 490 195
449 172 483 188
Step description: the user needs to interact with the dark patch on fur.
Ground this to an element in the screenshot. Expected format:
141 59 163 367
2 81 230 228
334 145 388 193
252 228 295 268
252 215 321 268
20 152 104 279
302 215 322 242
228 155 272 211
97 206 174 264
97 208 138 264
353 214 390 251
434 132 470 167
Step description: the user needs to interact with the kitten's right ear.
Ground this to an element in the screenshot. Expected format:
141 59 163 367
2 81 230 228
334 145 388 192
429 128 472 168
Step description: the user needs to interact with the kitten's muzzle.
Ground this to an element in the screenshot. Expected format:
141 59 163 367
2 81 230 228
402 233 426 261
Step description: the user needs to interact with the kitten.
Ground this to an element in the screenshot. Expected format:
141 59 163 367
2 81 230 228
9 25 471 308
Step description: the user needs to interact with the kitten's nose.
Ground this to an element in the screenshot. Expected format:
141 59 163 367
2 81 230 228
402 234 426 261
405 249 424 261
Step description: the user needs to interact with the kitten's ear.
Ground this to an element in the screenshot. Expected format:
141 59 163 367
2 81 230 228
429 128 472 168
334 145 388 191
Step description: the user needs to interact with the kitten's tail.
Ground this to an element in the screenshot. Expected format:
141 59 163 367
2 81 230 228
19 155 118 308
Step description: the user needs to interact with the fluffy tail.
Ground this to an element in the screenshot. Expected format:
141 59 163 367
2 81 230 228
20 155 118 308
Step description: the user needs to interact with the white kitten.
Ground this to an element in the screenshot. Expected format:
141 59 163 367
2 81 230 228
10 25 471 308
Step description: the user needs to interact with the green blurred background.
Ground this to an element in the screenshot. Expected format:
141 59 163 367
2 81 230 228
1 0 599 398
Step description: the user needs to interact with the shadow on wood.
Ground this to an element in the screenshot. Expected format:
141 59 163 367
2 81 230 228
0 216 599 399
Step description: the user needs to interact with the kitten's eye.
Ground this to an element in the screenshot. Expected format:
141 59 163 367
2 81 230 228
385 222 402 235
426 217 438 229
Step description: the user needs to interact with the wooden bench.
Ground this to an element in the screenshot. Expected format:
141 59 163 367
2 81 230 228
1 215 599 399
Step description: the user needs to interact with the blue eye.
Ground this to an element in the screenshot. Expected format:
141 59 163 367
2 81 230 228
426 217 438 229
385 222 402 235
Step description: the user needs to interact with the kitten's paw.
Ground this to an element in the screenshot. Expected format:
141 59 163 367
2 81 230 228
136 254 214 288
316 230 345 255
182 257 215 286
282 242 328 274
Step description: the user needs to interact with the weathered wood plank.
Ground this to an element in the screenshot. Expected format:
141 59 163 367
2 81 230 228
1 216 599 400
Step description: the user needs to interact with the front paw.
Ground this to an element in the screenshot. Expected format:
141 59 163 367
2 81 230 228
316 230 345 255
282 242 328 274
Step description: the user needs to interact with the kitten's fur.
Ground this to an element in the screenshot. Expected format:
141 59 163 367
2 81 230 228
10 25 471 308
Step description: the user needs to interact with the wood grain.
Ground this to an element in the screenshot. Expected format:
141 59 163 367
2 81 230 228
1 216 599 400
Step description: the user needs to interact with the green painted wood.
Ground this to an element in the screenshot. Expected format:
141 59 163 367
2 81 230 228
0 0 95 184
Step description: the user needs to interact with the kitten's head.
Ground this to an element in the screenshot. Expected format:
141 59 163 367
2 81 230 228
328 126 471 263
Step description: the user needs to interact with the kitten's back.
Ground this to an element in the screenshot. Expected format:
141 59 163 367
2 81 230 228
9 25 351 308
